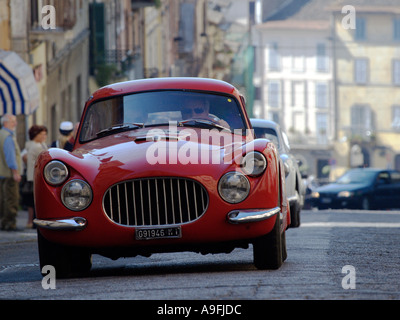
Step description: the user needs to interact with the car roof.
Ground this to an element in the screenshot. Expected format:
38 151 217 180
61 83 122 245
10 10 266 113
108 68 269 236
89 77 239 102
250 118 280 130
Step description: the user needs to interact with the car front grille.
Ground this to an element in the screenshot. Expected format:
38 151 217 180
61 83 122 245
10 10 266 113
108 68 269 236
103 177 209 226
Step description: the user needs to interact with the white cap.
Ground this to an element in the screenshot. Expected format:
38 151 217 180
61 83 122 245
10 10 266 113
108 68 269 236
59 121 74 135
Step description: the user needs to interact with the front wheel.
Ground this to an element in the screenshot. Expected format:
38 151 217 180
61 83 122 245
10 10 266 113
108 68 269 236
37 231 92 278
253 213 285 270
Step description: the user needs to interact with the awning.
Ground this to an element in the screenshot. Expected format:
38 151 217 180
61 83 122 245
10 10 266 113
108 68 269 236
0 50 40 116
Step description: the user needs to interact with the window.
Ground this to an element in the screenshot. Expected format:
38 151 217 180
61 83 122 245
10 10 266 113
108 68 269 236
30 0 40 29
269 43 280 71
293 112 305 133
179 3 195 53
292 53 304 72
76 75 82 117
354 58 368 84
269 111 280 124
316 113 328 144
394 17 400 41
254 86 261 100
268 82 280 108
315 83 328 108
392 105 400 131
351 105 373 137
391 171 400 184
393 59 400 85
317 43 328 72
355 17 366 40
292 81 304 108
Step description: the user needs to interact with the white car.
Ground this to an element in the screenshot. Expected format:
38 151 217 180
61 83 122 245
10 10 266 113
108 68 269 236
251 119 304 227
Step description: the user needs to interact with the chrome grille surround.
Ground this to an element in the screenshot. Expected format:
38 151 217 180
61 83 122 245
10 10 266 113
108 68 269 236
103 177 209 226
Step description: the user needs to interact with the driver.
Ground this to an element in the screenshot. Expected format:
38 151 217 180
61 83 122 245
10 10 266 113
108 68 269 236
182 97 229 128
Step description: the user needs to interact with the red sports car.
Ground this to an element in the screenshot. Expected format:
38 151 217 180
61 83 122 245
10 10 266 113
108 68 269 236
34 77 290 277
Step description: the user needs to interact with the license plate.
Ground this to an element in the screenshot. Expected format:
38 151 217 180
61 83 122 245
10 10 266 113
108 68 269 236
135 226 181 240
321 197 332 204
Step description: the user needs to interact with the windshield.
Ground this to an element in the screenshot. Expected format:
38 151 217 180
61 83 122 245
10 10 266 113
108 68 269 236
336 170 376 184
80 90 246 142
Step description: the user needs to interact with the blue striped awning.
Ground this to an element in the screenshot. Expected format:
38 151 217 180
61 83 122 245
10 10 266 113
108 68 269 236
0 50 39 116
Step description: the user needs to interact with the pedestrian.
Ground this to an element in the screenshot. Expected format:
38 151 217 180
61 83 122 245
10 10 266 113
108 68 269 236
22 125 48 228
0 114 22 231
51 121 74 150
64 122 79 151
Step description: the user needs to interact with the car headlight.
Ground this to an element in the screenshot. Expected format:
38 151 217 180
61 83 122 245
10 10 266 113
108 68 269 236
338 191 353 198
241 151 267 176
44 161 69 185
61 179 92 211
311 191 320 198
218 171 250 204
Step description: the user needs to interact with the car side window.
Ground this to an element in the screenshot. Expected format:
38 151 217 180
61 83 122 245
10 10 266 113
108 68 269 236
390 171 400 184
377 172 390 184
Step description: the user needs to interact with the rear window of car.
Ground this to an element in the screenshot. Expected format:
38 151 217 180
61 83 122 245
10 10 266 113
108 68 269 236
253 127 280 149
80 90 246 142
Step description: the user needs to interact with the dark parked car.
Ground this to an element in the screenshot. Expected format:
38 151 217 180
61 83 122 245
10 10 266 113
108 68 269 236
311 168 400 210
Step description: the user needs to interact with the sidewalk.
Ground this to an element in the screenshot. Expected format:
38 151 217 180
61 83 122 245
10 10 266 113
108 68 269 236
0 210 37 244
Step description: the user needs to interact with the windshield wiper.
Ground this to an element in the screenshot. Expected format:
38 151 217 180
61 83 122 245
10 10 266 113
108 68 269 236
178 119 230 132
96 123 144 138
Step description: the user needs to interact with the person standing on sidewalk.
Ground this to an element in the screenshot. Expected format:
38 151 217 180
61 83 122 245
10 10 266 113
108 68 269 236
0 114 22 231
23 125 48 228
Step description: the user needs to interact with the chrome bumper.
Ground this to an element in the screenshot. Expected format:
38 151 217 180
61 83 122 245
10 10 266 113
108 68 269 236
227 207 280 224
33 217 87 231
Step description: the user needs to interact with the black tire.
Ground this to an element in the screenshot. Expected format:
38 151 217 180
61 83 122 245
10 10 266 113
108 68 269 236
281 228 287 262
253 213 284 270
289 201 301 228
37 230 92 278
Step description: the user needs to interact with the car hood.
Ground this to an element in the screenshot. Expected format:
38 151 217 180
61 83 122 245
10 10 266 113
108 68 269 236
54 127 254 184
317 183 369 194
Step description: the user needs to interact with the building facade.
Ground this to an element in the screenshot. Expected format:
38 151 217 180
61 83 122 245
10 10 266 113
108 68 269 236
252 0 336 181
252 0 400 180
330 2 400 172
1 0 90 146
